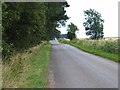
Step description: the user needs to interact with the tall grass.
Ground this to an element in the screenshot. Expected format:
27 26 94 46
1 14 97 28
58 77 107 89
59 39 119 62
2 42 51 88
72 39 119 55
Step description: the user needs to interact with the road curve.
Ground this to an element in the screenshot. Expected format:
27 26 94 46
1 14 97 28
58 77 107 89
50 40 118 88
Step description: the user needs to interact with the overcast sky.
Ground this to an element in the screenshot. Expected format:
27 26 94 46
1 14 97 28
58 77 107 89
57 0 119 38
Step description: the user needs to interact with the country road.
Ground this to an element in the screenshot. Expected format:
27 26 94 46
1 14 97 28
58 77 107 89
50 40 118 88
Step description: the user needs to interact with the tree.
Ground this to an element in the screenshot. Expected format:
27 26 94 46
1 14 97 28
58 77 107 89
67 22 78 40
83 9 104 39
2 2 70 59
45 2 69 39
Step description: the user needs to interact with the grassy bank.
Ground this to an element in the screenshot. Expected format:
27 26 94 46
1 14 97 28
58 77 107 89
59 39 119 62
3 42 51 88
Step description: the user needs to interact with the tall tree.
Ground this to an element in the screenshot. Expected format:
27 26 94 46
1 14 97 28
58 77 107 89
83 9 104 39
2 2 70 59
45 2 69 39
67 22 78 40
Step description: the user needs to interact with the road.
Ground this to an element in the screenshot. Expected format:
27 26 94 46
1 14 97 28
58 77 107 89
50 40 118 88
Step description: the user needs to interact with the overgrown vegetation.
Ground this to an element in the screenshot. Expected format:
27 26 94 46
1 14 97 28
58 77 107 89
59 39 119 62
3 42 51 88
2 2 70 88
2 2 69 60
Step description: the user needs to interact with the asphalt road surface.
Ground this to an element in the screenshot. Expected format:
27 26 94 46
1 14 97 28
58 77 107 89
50 40 118 88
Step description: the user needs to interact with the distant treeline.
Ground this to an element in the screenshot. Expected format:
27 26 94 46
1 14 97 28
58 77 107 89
2 2 69 59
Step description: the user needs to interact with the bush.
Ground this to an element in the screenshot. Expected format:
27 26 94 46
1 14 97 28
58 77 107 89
2 41 13 60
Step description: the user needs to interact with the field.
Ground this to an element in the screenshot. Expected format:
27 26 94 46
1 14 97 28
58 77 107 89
59 38 119 62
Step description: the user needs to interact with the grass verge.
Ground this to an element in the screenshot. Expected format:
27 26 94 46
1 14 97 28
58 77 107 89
59 39 119 62
3 42 52 88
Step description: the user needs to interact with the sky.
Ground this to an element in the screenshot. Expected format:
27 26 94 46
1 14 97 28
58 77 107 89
57 0 119 38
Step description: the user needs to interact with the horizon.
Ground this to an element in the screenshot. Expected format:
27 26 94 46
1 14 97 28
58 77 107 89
57 0 119 38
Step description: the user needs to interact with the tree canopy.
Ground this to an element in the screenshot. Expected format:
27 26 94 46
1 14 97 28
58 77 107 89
2 2 70 59
67 22 78 40
83 9 104 39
